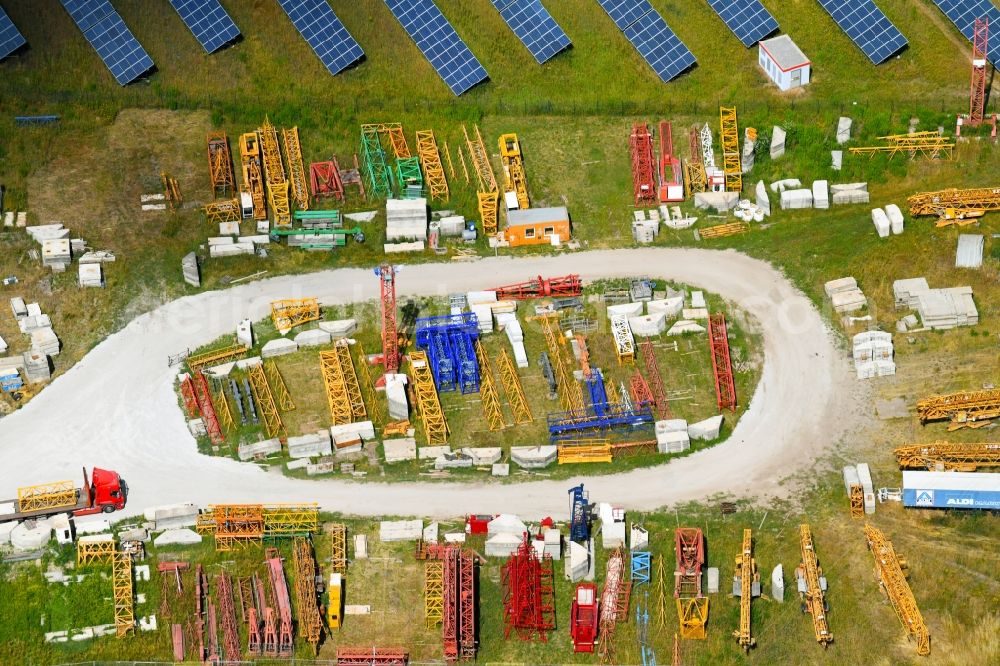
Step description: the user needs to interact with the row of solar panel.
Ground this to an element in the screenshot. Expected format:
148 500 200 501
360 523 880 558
3 1 998 91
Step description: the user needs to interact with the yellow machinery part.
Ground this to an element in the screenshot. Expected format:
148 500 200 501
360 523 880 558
557 443 613 464
474 340 506 431
335 342 367 422
497 348 532 424
187 343 249 371
416 129 450 202
425 561 444 628
355 342 385 427
699 221 749 239
676 597 709 640
329 523 347 573
320 350 354 426
270 298 320 335
409 350 448 445
292 538 323 649
247 361 285 440
264 360 295 412
282 127 310 211
894 441 1000 471
17 479 76 513
849 485 864 518
864 524 930 656
798 525 833 646
733 528 757 651
537 315 585 412
112 551 135 637
77 537 116 567
719 106 742 193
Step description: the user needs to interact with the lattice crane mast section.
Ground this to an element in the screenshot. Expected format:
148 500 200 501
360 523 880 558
410 350 448 445
207 132 235 198
112 551 135 637
193 371 225 444
335 342 367 421
798 525 832 646
463 124 499 235
864 525 930 656
501 534 555 641
849 132 955 160
240 132 268 220
708 313 737 412
497 348 533 424
270 297 320 335
416 129 450 201
674 528 708 640
282 127 310 211
264 360 295 412
491 274 582 300
907 186 1000 220
719 106 742 193
475 340 506 431
498 133 529 209
260 118 291 227
970 18 990 125
425 561 444 628
916 388 1000 430
640 341 671 418
894 442 1000 471
733 528 758 652
360 125 392 199
630 122 656 206
320 350 354 426
377 264 400 374
247 361 285 440
292 538 323 649
597 547 632 664
610 314 635 364
538 315 584 412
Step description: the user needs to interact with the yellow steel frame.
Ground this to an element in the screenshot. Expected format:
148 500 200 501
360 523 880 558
498 133 529 209
719 106 742 193
240 132 267 220
908 186 1000 217
557 443 613 464
477 191 500 236
894 441 1000 471
263 503 319 535
474 340 505 431
676 597 709 640
77 538 116 566
362 123 411 158
699 221 749 239
537 315 585 412
458 146 470 184
864 524 930 656
195 509 216 533
162 172 182 209
212 504 264 550
260 118 291 227
416 130 449 202
425 561 444 628
18 479 76 513
214 383 235 433
292 538 323 649
684 161 707 195
409 350 448 445
270 298 320 334
187 343 249 370
112 551 134 637
610 314 635 365
264 360 295 412
442 140 456 180
319 350 353 426
282 127 310 211
605 380 620 407
798 525 832 646
849 132 955 160
497 348 532 424
247 361 285 439
849 485 864 518
329 523 347 573
204 198 241 224
356 342 385 427
208 131 235 198
733 528 756 651
463 124 499 235
335 342 367 422
916 389 1000 430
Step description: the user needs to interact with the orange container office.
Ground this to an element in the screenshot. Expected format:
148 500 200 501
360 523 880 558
505 206 571 247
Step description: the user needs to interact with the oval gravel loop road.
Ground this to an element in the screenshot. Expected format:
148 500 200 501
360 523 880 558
0 249 859 520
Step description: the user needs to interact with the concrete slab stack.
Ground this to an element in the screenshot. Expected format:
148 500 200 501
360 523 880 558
261 338 298 358
894 278 978 329
510 445 557 469
830 182 869 205
871 208 890 237
628 312 667 337
383 438 417 463
856 463 876 514
385 198 428 241
287 430 334 459
42 239 72 272
780 189 813 210
885 204 904 235
812 180 829 209
824 277 867 314
688 415 724 440
379 520 423 542
318 319 358 339
892 278 930 309
30 328 60 356
647 297 684 318
852 331 895 379
293 328 332 348
78 263 103 288
238 438 282 461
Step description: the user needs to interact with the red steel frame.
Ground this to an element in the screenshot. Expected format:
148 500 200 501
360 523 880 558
206 597 220 663
970 18 989 126
707 313 737 412
490 274 582 300
570 583 599 653
639 341 671 418
459 549 476 660
180 375 199 417
336 647 409 665
379 264 400 374
629 123 656 206
247 607 262 655
501 534 555 641
658 120 683 203
442 547 459 661
266 556 294 656
217 573 241 662
192 371 225 444
597 548 632 664
689 126 702 165
674 528 705 598
310 161 345 201
629 372 655 409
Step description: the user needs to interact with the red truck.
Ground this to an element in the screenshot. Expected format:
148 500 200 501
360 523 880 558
0 467 128 524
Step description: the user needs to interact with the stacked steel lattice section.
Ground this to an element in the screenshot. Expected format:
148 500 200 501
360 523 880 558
213 382 235 433
377 264 400 374
425 560 444 628
538 315 585 412
270 297 320 335
265 554 294 656
915 388 1000 429
440 546 477 661
336 342 367 421
207 132 235 198
894 442 1000 471
202 504 318 550
658 120 683 202
864 524 929 656
907 186 1000 220
260 117 291 227
501 534 555 641
320 346 364 426
498 133 529 209
240 132 267 220
409 350 448 445
247 361 286 439
360 125 392 198
112 551 134 637
416 129 449 201
293 538 324 650
674 528 708 640
217 573 241 661
459 549 476 660
329 523 347 572
733 528 758 651
463 124 499 235
415 313 481 394
193 371 225 444
264 360 295 412
309 160 345 200
639 341 671 418
77 537 115 566
558 440 613 464
597 547 632 664
474 340 505 431
497 348 532 424
610 314 635 364
629 122 656 206
797 525 832 646
719 107 742 192
547 403 654 443
336 647 409 665
204 198 241 224
969 18 989 125
442 548 459 660
283 127 310 210
708 313 737 412
491 274 582 300
685 125 707 194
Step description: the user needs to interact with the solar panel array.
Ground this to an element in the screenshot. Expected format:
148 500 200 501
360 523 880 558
932 0 1000 66
707 0 779 48
0 6 26 60
492 0 571 64
60 0 154 85
168 0 240 53
384 0 488 95
277 0 364 75
816 0 908 64
596 0 696 82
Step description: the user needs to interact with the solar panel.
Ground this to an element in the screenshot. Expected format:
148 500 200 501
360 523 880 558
0 6 26 60
169 0 240 53
492 0 571 64
384 0 488 95
816 0 908 64
707 0 779 48
596 0 696 82
932 0 1000 66
60 0 154 85
277 0 364 75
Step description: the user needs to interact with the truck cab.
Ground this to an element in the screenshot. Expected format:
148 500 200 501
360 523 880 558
83 467 128 515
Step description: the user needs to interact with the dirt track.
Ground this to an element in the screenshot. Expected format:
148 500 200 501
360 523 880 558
0 248 864 520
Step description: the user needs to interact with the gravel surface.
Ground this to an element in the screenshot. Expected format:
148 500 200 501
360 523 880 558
0 248 864 520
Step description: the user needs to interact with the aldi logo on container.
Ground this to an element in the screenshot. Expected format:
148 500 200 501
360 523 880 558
915 490 934 506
